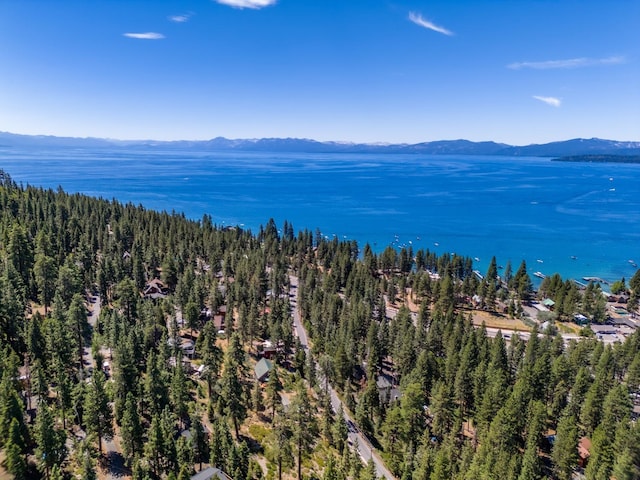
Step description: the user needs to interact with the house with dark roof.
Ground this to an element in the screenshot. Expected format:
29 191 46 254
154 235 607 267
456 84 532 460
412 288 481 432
143 278 169 299
574 313 589 325
254 358 274 383
377 374 400 404
260 340 278 359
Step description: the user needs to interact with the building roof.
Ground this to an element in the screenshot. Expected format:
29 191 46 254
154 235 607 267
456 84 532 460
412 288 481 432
191 467 231 480
542 298 556 307
591 324 617 335
578 437 592 459
213 315 225 330
254 358 274 382
574 314 589 323
376 375 393 390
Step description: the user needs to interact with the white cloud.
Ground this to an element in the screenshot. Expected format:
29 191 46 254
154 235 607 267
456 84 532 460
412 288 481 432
214 0 277 9
408 12 453 36
169 13 193 23
123 32 165 40
533 96 561 107
508 56 625 70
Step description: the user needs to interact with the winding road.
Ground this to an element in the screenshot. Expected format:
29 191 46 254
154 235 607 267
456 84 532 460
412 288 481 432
289 275 396 480
86 294 128 480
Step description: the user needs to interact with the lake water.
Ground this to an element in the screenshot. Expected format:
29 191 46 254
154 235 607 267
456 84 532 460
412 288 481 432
1 146 639 284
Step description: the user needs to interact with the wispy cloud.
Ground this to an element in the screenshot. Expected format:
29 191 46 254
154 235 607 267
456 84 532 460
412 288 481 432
123 32 165 40
169 12 193 23
408 12 453 36
508 56 625 70
214 0 277 9
533 96 561 107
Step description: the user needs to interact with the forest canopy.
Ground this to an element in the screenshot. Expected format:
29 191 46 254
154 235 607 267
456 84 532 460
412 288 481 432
0 170 639 480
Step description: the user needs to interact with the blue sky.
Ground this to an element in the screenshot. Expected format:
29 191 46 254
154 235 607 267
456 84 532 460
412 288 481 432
1 0 638 145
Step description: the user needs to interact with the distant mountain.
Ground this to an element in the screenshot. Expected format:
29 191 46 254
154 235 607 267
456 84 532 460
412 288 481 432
1 131 639 157
0 131 118 148
497 138 640 157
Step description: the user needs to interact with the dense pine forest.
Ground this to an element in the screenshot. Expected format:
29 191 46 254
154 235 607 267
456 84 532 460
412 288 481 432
0 169 639 480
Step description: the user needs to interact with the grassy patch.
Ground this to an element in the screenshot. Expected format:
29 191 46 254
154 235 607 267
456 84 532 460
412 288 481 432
557 322 582 334
471 310 532 331
247 423 270 444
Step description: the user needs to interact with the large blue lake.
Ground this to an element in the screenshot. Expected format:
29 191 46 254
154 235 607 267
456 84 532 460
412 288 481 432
1 146 639 284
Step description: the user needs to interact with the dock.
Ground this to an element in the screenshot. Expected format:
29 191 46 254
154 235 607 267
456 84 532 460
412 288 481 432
582 276 609 285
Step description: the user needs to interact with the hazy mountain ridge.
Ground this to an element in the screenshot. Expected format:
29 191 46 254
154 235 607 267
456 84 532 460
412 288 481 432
1 131 639 157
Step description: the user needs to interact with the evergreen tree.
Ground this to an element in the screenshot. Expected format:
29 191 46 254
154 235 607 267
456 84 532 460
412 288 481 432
49 464 64 480
4 418 27 480
190 411 208 471
266 364 283 421
84 369 114 453
252 379 264 412
552 412 579 480
270 406 294 480
513 260 533 303
332 404 349 453
170 361 190 428
220 332 248 438
145 413 165 477
34 253 57 313
67 293 88 373
120 392 143 464
53 358 73 429
7 223 33 298
144 350 169 416
290 381 317 480
0 376 26 447
34 404 67 480
198 320 223 399
361 459 377 480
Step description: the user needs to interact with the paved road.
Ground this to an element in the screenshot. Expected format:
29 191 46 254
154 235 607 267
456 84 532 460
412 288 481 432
86 294 129 480
484 326 582 344
82 293 101 379
289 276 396 480
102 433 128 479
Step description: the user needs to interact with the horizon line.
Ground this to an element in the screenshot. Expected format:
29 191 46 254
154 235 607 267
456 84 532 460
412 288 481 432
1 130 639 148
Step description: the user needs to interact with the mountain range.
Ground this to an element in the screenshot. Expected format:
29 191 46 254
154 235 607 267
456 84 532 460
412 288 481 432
1 131 639 157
